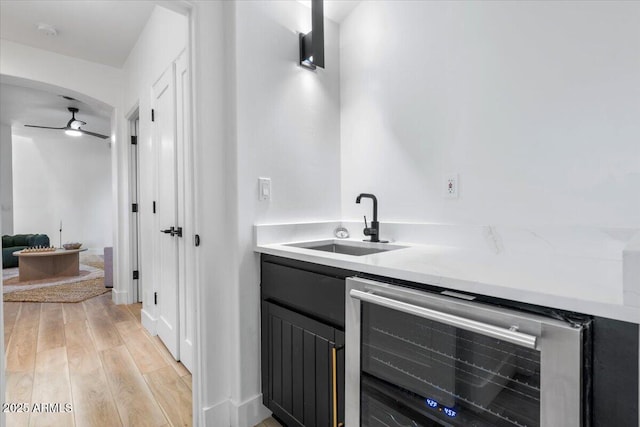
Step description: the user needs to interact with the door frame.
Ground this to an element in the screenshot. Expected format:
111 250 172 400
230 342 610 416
181 5 203 425
175 50 195 373
126 107 142 303
183 5 202 425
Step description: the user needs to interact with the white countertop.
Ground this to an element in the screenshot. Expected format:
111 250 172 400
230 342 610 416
254 221 640 324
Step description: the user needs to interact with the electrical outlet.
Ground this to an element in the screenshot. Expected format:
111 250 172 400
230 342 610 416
444 174 459 199
258 177 271 201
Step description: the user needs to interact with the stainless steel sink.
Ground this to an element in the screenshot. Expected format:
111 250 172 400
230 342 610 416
287 240 406 256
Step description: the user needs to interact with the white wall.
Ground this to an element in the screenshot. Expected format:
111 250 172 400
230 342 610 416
235 0 342 225
0 40 121 109
0 38 123 281
212 1 342 424
0 124 13 234
340 1 640 228
188 0 344 421
189 2 235 424
11 133 112 250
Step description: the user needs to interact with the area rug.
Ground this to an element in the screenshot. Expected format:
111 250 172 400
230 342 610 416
3 254 109 303
3 278 110 303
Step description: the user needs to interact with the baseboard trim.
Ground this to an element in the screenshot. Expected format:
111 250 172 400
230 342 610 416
203 399 230 427
111 288 128 305
201 395 270 427
230 394 271 427
141 308 157 335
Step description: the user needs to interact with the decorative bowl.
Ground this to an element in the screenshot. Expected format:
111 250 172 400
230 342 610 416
63 242 82 250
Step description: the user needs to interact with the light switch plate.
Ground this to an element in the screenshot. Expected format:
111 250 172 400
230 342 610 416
259 177 271 201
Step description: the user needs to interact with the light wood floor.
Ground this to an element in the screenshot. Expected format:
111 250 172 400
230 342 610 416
4 292 192 427
254 417 282 427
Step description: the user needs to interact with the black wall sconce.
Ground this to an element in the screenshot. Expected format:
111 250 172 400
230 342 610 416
299 0 324 70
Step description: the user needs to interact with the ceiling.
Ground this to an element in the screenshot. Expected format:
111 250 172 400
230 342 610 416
0 0 356 142
0 1 360 70
0 0 156 68
298 0 361 23
0 82 111 140
0 1 157 141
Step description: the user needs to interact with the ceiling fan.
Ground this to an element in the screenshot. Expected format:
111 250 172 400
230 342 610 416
24 107 109 139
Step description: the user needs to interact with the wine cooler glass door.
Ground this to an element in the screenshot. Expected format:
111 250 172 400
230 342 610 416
345 277 584 427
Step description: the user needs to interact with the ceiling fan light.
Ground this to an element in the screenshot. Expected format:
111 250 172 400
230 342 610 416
70 120 83 129
65 130 82 137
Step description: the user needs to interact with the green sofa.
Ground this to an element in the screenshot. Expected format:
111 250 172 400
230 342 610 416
2 234 50 268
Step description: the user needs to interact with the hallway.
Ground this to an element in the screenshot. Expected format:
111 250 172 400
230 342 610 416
4 294 192 426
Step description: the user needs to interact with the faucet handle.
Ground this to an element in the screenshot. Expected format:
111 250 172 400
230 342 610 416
363 216 377 237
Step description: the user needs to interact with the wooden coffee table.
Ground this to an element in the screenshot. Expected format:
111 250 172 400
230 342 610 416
13 248 88 282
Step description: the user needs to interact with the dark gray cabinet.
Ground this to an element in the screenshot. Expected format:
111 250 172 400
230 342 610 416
261 255 353 427
262 301 344 427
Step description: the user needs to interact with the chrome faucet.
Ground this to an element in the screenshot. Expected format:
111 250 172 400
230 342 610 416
356 193 387 243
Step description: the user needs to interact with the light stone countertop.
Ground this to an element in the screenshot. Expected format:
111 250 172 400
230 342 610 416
254 221 640 324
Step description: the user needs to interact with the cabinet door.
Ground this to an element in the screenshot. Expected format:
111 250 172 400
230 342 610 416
262 301 344 427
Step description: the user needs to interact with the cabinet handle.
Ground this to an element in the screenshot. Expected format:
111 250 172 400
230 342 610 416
332 346 338 427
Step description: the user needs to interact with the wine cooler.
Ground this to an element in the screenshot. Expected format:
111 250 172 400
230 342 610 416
345 277 589 427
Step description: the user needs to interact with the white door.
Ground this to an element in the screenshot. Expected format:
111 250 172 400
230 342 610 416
152 66 180 359
175 51 194 372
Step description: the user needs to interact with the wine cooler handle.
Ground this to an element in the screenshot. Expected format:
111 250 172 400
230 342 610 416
349 289 537 349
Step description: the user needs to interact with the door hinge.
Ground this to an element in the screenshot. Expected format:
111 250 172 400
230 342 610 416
133 270 139 280
131 135 137 145
151 109 155 122
152 201 156 214
154 292 158 305
132 203 138 213
194 234 200 247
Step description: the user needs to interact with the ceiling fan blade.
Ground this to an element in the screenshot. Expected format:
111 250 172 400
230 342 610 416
78 129 110 139
25 108 107 139
24 124 66 130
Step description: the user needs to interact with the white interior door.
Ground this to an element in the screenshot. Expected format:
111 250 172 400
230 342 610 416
175 51 194 372
152 66 180 359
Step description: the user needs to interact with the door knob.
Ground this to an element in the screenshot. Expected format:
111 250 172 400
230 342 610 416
161 227 175 235
161 226 183 237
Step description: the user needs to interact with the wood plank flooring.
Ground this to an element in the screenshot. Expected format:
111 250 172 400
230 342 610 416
254 417 282 427
4 293 192 427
